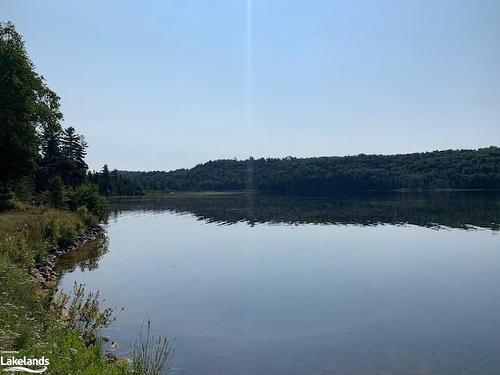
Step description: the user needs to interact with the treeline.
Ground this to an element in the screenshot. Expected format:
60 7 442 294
0 22 109 215
121 147 500 194
88 165 144 197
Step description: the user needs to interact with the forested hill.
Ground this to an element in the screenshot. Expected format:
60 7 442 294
120 147 500 194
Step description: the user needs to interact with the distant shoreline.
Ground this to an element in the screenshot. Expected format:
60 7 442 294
105 188 500 200
113 147 500 196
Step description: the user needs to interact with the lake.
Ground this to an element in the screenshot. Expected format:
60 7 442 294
57 192 500 374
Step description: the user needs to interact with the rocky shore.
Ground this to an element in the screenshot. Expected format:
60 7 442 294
32 225 105 288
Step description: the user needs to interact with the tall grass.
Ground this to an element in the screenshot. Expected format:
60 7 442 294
0 208 88 269
129 320 175 375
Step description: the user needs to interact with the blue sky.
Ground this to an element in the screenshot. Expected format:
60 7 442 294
2 0 499 171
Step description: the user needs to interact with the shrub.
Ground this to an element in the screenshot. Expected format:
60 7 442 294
0 197 22 211
47 176 67 208
68 183 108 221
0 234 32 268
76 205 98 227
58 219 78 245
54 283 120 345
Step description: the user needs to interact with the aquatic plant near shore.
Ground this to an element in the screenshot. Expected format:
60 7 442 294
129 320 175 375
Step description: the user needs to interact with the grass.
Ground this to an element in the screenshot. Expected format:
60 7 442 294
0 257 129 374
0 207 88 269
0 206 129 374
129 320 175 375
0 205 42 235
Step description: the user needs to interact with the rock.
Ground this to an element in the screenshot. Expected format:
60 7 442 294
117 357 131 365
104 352 118 362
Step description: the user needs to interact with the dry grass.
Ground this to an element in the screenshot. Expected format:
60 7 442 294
0 207 43 236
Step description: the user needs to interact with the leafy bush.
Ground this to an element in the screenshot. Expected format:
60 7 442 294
47 176 67 207
0 234 33 268
68 183 108 221
77 205 98 227
0 197 25 211
39 210 84 246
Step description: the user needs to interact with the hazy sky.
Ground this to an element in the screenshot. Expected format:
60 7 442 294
2 0 499 171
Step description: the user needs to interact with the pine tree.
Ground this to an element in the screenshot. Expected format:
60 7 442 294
100 164 111 195
37 128 63 191
60 126 88 186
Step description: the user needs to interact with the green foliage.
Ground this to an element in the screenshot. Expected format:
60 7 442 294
0 259 129 375
0 258 47 350
38 210 84 246
121 147 500 194
88 165 144 196
54 282 120 345
58 126 88 187
0 22 62 200
37 126 89 191
76 205 99 227
0 209 86 268
68 183 109 221
0 197 24 210
38 328 129 375
0 22 93 206
46 176 67 207
10 177 35 203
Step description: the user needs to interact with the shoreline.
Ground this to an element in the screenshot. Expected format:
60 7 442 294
105 188 500 200
32 225 105 289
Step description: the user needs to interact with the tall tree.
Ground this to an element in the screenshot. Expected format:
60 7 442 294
0 22 62 198
60 126 88 186
37 128 62 191
99 164 111 195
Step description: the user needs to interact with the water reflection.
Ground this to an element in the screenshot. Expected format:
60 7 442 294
108 192 500 230
55 235 109 274
58 192 500 374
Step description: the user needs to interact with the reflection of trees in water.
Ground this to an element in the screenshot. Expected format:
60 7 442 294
108 192 500 230
56 235 110 274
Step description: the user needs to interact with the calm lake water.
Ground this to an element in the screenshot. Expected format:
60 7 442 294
57 192 500 375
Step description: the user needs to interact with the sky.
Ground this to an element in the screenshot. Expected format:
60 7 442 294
2 0 499 171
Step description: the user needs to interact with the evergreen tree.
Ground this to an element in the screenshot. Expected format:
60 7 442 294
91 165 144 196
37 128 63 191
99 164 111 195
60 126 88 186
